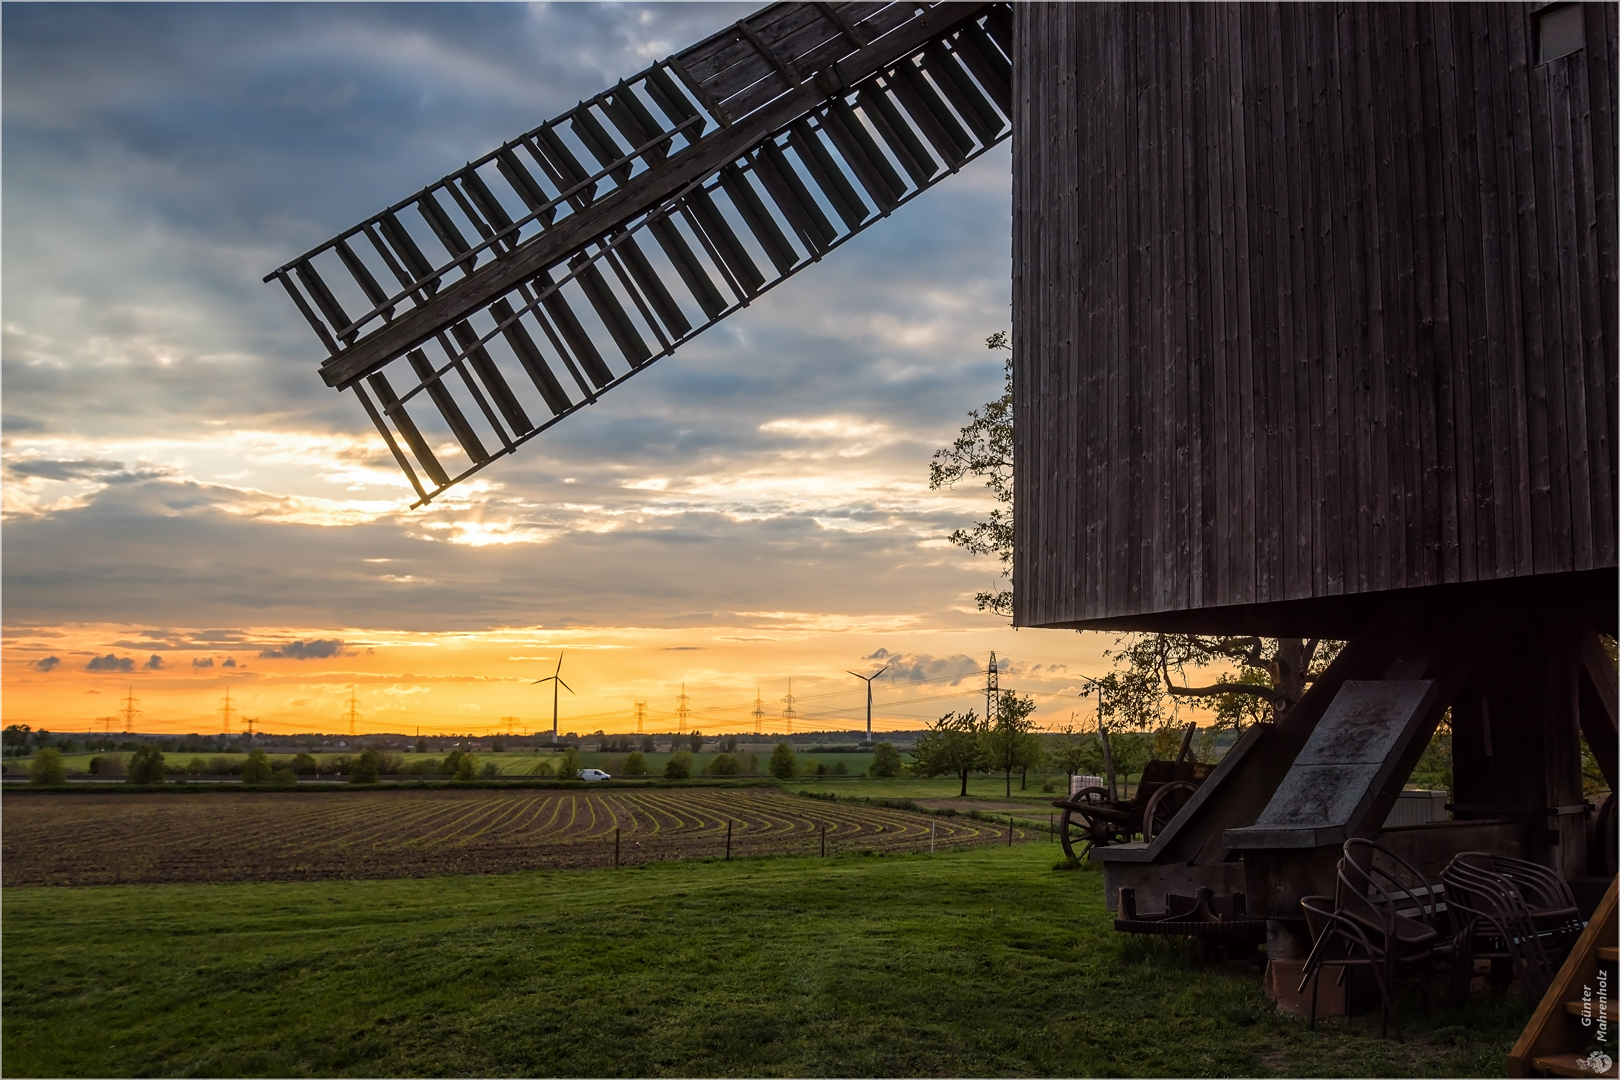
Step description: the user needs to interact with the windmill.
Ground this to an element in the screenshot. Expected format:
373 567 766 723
533 653 575 744
845 664 888 743
265 0 1617 992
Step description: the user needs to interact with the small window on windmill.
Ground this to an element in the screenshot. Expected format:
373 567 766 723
1536 3 1585 65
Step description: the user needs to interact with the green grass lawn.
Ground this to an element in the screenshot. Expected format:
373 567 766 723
3 844 1526 1077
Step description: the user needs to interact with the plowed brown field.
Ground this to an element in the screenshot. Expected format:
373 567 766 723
2 788 1020 886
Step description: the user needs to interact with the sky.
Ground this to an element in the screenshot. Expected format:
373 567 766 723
2 2 1119 739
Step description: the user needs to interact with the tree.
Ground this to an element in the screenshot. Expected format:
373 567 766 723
452 753 476 782
912 710 988 797
4 724 32 756
28 746 66 786
705 753 740 776
269 767 298 787
768 743 797 780
665 750 693 779
869 741 903 778
289 752 318 776
127 745 165 785
929 332 1014 617
352 748 382 784
640 735 656 753
555 747 580 781
688 730 705 753
441 749 466 776
933 332 1342 729
490 736 505 753
240 748 272 784
985 691 1039 797
622 751 648 776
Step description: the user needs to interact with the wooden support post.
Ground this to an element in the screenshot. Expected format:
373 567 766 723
930 821 936 853
726 819 732 860
615 826 620 868
1099 722 1117 801
1007 816 1013 847
820 823 826 858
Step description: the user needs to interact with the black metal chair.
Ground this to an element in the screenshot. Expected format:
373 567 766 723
1331 839 1442 1037
1440 852 1583 1001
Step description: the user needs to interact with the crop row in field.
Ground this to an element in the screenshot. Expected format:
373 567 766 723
1 789 1023 886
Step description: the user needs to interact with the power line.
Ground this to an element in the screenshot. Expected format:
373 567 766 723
219 689 236 736
782 678 796 734
343 685 362 736
117 686 141 734
676 683 690 734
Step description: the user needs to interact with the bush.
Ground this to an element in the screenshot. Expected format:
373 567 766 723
832 760 848 775
481 762 499 778
528 760 555 777
704 753 740 776
768 743 797 780
208 756 236 775
240 749 272 784
289 752 318 776
664 750 693 779
441 749 466 776
869 742 903 778
555 747 580 781
802 759 826 777
454 754 477 782
186 756 206 776
269 767 297 787
127 745 166 785
622 751 648 776
350 748 381 784
90 754 126 778
28 747 67 786
404 758 441 775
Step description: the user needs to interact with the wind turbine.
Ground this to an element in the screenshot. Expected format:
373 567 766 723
846 665 890 744
533 653 574 744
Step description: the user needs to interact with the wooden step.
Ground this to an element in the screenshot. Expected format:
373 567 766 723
1563 998 1619 1023
1598 946 1617 962
1532 1052 1618 1078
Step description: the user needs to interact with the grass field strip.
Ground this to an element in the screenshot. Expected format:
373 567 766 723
2 789 1019 885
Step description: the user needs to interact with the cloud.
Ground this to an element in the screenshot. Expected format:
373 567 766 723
222 657 237 668
258 638 344 660
31 655 60 672
862 648 984 684
144 653 165 669
86 654 135 671
192 657 214 668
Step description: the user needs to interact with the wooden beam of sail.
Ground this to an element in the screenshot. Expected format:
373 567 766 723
265 1 1011 506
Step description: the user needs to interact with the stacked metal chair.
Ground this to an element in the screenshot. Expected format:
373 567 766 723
1441 851 1587 1003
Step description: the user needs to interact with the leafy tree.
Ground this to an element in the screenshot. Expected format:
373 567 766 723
352 748 382 784
127 745 166 785
688 730 705 753
664 750 693 779
869 742 903 778
269 767 298 787
186 756 206 776
528 760 555 778
705 753 740 776
240 748 272 784
622 751 648 776
4 724 32 756
490 736 505 753
453 753 476 782
289 752 318 776
831 760 848 775
555 747 581 781
441 749 466 776
415 738 428 754
913 710 988 797
934 332 1344 729
28 746 66 786
481 762 499 778
640 735 657 753
768 743 797 780
985 691 1039 797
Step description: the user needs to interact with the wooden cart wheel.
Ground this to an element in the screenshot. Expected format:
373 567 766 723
1059 786 1112 861
1142 781 1198 843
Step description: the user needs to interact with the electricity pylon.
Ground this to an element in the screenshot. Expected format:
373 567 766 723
985 652 999 723
676 683 690 734
117 686 141 734
752 690 765 734
219 688 237 736
782 678 796 734
243 716 259 744
847 665 889 742
634 700 647 733
532 653 574 741
343 685 362 736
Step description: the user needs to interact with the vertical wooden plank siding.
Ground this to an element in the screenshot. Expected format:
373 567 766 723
1012 2 1618 632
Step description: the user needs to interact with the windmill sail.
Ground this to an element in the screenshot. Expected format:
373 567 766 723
265 1 1009 505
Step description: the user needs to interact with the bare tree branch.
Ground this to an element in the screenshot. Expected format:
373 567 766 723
1166 681 1287 705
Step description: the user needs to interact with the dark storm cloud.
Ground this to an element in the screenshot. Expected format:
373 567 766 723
32 656 61 672
86 654 135 671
